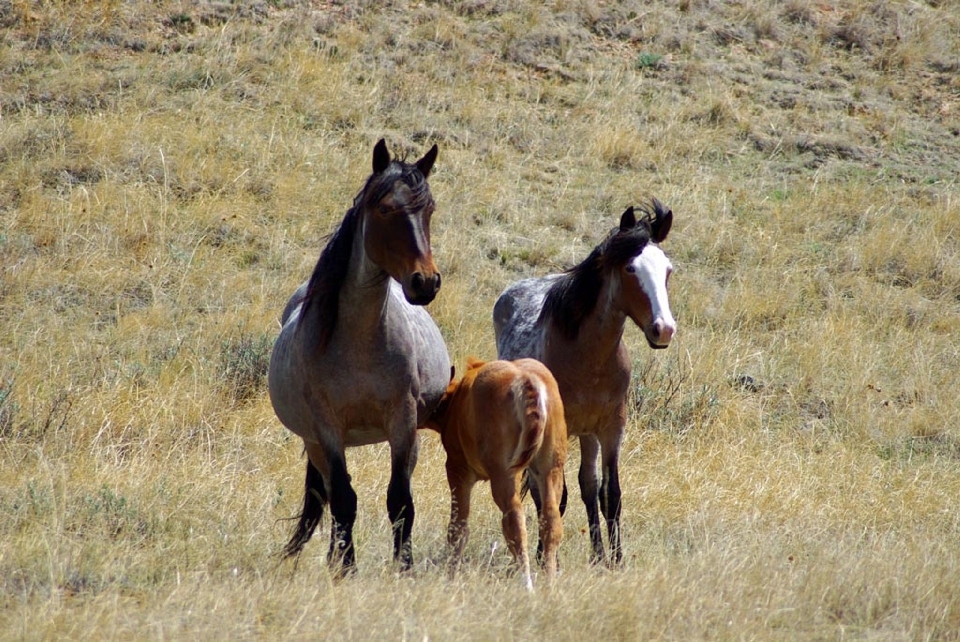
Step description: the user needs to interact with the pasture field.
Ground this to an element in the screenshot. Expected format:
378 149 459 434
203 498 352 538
2 1 960 638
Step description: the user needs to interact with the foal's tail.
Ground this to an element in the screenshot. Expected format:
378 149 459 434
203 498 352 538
282 458 326 559
509 373 548 471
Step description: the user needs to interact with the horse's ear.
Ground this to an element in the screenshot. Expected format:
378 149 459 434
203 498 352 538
373 138 391 174
416 144 438 178
650 201 673 243
619 206 636 231
449 365 456 381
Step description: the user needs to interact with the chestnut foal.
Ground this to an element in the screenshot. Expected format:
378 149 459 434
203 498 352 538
425 358 567 590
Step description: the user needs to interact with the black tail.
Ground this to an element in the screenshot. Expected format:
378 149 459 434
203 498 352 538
282 459 326 558
519 469 532 500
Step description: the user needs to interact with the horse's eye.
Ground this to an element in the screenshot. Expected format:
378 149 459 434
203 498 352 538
624 264 636 274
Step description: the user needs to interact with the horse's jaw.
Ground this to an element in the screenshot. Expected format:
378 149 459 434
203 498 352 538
404 289 438 306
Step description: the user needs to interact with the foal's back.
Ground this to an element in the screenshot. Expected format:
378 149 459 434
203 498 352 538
454 358 563 476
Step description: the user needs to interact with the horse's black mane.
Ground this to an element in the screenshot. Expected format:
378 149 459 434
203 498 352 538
298 157 432 351
539 202 664 341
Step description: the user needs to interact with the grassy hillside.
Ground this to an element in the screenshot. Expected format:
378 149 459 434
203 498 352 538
2 0 960 638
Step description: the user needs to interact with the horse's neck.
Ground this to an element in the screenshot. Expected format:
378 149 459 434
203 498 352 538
550 280 627 366
338 223 392 334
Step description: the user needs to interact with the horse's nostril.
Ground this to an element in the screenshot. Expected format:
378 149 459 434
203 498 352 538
435 272 441 290
652 320 675 343
412 272 425 290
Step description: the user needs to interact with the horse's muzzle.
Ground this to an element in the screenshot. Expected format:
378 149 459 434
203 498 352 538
405 271 441 305
645 318 675 349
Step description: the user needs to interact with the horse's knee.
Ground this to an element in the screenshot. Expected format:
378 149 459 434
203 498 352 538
599 474 622 521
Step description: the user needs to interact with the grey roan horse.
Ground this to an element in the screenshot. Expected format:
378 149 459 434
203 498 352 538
268 139 450 575
493 201 676 566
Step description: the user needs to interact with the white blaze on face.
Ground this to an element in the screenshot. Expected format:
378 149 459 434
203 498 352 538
631 244 676 344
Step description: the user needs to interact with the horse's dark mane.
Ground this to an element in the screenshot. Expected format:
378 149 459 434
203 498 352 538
298 158 431 351
539 204 661 341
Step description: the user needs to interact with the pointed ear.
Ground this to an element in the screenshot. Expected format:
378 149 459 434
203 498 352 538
372 138 390 173
416 144 438 178
650 201 673 243
619 206 636 232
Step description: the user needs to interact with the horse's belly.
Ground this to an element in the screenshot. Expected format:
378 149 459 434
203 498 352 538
344 425 389 447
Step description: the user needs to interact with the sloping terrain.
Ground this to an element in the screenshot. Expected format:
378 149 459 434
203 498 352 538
2 1 960 638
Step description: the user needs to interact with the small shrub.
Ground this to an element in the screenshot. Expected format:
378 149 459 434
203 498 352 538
636 52 663 69
218 333 273 402
630 356 719 435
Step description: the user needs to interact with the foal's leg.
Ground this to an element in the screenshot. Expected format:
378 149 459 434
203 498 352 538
491 471 532 591
523 472 547 564
578 435 605 564
534 463 565 583
387 426 420 571
525 474 568 566
445 462 475 567
598 428 624 566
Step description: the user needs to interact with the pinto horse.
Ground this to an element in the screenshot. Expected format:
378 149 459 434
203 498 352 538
268 139 450 575
493 201 675 566
425 358 567 590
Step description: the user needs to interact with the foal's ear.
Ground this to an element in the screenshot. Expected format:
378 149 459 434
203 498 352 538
650 200 673 243
372 138 391 173
619 206 637 231
416 144 439 178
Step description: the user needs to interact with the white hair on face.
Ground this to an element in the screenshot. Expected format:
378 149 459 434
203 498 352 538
631 244 675 329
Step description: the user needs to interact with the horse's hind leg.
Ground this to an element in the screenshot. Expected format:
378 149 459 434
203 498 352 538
535 464 564 583
282 453 328 559
523 471 547 564
525 471 568 568
492 472 532 591
387 429 420 571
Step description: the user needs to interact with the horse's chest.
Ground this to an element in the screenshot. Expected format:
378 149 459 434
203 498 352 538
553 369 629 436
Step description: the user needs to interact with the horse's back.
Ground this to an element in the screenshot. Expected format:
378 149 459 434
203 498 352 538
493 276 558 360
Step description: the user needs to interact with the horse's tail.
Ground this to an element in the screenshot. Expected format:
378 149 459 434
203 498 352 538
509 373 547 472
282 458 326 559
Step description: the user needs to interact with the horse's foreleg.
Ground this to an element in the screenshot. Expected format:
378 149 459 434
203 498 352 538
325 453 357 577
578 435 604 564
599 432 624 567
387 428 420 571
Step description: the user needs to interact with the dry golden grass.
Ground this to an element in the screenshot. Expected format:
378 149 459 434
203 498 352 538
2 0 960 638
